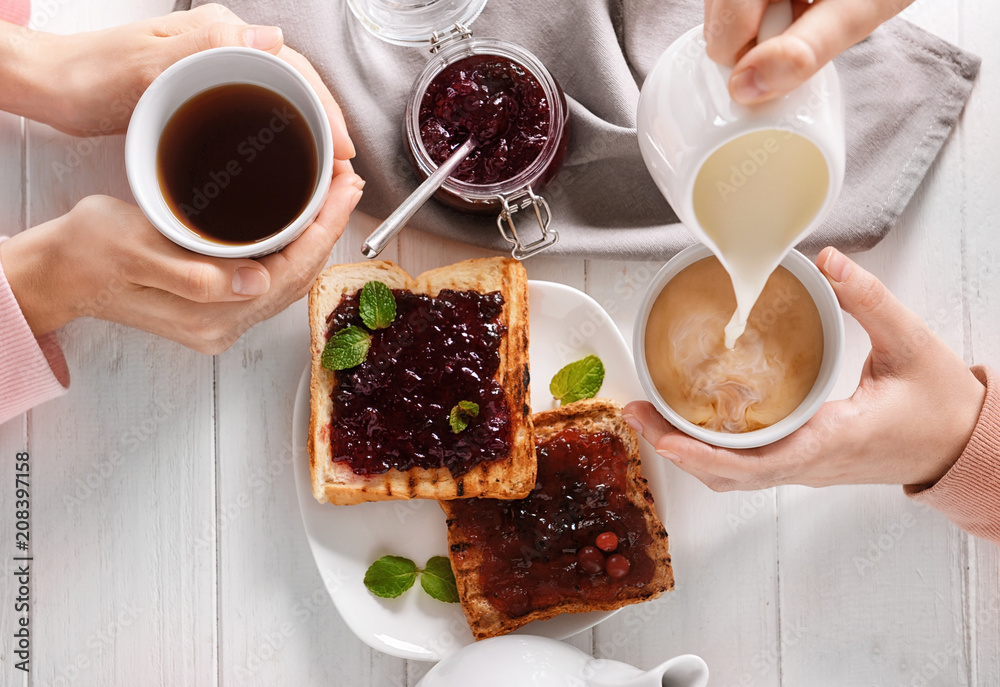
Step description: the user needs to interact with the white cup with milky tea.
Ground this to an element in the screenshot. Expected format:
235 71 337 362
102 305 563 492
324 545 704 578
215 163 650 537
633 244 845 450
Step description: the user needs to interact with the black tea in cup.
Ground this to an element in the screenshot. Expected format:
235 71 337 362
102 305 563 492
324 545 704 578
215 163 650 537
157 83 318 245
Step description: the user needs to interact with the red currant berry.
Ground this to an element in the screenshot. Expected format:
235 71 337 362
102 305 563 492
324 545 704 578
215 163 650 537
577 546 605 574
605 554 630 578
595 531 618 552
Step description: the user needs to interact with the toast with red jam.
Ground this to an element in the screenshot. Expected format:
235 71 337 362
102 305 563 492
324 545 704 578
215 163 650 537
441 399 673 639
308 258 534 505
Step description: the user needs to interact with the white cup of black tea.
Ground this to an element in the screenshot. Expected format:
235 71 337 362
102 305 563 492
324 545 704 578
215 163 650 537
126 47 334 259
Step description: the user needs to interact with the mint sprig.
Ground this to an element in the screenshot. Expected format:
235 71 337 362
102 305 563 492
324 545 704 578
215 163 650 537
363 555 418 599
321 325 372 371
322 282 395 372
421 556 460 603
359 281 397 330
364 555 459 603
449 401 480 434
550 355 605 405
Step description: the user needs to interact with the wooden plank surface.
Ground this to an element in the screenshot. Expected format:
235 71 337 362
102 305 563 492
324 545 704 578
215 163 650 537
778 3 975 684
20 2 217 686
1 0 997 685
958 1 1000 684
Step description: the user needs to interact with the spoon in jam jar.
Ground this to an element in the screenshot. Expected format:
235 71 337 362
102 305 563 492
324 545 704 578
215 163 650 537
362 136 478 258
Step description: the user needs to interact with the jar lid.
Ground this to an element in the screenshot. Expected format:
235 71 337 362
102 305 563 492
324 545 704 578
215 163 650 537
347 0 488 47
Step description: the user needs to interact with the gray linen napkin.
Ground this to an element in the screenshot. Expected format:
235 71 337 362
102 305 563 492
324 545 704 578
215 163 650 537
176 0 980 260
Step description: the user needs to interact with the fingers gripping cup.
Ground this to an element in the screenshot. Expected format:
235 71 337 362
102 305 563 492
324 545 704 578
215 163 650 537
126 48 335 259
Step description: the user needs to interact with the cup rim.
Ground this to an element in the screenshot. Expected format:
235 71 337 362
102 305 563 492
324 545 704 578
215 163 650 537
125 47 335 259
632 244 845 449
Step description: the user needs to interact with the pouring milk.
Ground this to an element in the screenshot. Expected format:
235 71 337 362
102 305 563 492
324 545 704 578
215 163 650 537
636 0 846 348
692 128 829 347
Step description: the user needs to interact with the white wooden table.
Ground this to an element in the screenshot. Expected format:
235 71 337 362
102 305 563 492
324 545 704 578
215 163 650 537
1 1 997 685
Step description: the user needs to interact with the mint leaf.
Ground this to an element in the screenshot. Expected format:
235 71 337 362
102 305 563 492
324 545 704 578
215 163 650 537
550 355 605 405
420 556 459 603
322 326 372 371
449 401 480 434
364 555 418 599
359 281 397 330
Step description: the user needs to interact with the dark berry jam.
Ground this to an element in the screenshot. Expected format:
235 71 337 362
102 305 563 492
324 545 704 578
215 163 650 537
326 289 511 477
446 428 657 618
419 54 550 186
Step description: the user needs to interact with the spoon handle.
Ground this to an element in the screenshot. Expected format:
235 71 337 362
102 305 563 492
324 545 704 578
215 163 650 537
361 136 478 259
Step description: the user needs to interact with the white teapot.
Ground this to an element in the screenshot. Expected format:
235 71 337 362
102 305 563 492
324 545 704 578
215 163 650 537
415 635 709 687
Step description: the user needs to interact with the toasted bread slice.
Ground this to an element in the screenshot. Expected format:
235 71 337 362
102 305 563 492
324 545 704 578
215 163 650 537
441 399 673 640
308 258 533 505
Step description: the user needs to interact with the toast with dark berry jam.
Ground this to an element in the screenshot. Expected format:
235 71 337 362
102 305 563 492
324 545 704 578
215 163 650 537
440 398 673 639
307 258 534 505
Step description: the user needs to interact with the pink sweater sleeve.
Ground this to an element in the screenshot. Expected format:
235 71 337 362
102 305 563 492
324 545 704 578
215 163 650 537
905 365 1000 544
0 236 70 425
0 0 30 27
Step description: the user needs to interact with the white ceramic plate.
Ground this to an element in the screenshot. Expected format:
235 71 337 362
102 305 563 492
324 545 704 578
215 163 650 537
292 280 671 661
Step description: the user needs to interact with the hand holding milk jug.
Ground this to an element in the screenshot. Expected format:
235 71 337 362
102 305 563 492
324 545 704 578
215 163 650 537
633 1 846 449
638 0 845 347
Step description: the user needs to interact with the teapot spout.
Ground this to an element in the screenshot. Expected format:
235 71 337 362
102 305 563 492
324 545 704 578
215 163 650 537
656 655 709 687
589 654 709 687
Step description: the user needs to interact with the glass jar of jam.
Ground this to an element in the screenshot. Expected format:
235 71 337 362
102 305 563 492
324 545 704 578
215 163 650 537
405 29 569 259
347 2 569 259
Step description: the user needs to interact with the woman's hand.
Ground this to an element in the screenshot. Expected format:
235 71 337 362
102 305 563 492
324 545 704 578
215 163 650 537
0 165 364 354
0 4 363 354
624 247 987 491
10 3 355 158
705 0 914 105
